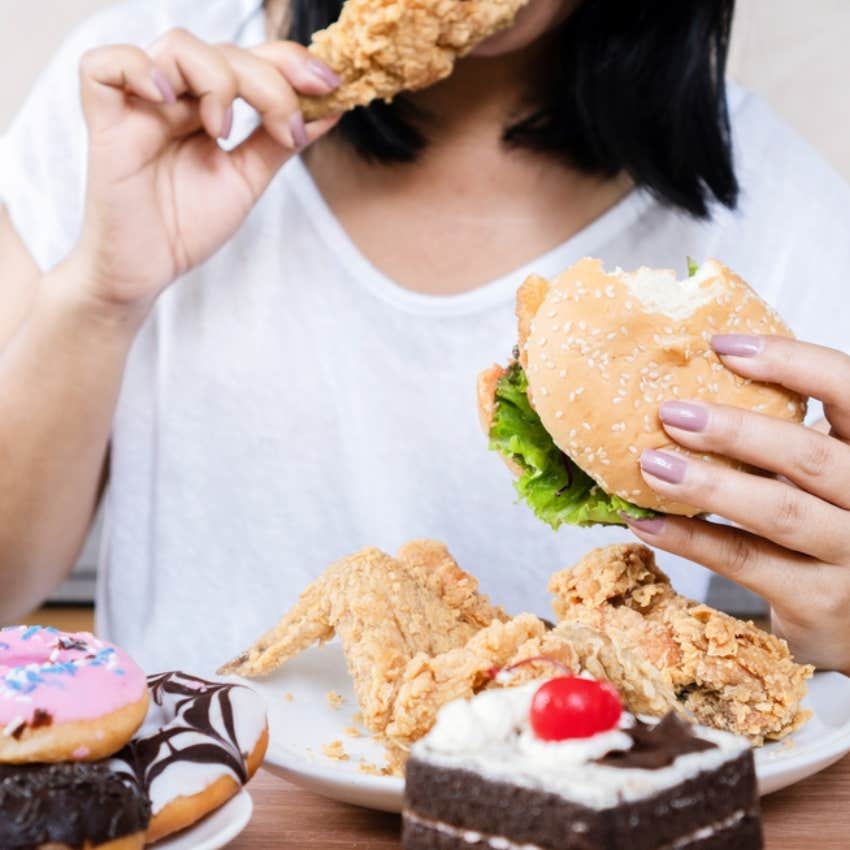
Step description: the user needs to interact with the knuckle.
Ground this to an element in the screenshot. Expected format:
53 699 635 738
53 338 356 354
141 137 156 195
711 406 746 453
771 487 806 537
723 534 757 579
794 435 833 480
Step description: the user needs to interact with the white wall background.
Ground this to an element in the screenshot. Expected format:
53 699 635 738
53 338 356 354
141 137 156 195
2 0 850 180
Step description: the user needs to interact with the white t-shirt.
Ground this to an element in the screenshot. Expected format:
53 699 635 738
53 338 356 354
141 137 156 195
2 0 849 674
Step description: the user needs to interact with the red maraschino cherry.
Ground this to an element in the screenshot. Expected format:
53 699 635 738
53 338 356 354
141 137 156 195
530 677 623 741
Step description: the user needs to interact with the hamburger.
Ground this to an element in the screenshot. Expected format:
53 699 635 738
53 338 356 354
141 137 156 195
478 257 807 528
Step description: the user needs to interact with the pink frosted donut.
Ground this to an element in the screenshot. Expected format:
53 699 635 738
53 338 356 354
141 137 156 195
0 626 148 764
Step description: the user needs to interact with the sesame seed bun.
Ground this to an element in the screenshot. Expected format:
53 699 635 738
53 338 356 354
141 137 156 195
485 257 807 517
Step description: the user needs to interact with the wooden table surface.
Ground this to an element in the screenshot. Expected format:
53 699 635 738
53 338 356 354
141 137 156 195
231 757 850 850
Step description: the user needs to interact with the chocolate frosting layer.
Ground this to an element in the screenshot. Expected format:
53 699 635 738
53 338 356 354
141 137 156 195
0 762 150 850
596 712 717 770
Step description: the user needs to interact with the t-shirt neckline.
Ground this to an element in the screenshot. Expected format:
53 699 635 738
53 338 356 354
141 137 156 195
286 154 655 317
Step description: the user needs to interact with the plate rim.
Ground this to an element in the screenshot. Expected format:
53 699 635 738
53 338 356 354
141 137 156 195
153 788 254 850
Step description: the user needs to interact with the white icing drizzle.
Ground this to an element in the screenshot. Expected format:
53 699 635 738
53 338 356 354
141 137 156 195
110 672 267 815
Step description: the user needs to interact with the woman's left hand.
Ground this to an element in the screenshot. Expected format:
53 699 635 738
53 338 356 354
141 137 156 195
624 334 850 674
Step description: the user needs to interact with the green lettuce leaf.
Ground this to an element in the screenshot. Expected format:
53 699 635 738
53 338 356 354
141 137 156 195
489 364 656 529
687 257 700 277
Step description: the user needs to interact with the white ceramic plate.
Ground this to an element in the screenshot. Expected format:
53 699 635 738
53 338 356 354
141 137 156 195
153 789 253 849
247 641 850 813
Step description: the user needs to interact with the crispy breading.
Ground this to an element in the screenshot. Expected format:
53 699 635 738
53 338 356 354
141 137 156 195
476 363 506 435
383 615 680 753
218 544 503 731
384 613 546 746
549 544 814 744
299 0 531 121
396 539 509 628
515 273 550 365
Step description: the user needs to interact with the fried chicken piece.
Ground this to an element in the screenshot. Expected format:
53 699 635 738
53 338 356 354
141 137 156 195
299 0 531 121
384 615 680 751
396 539 509 629
549 544 814 744
219 544 504 731
515 273 550 365
385 613 547 746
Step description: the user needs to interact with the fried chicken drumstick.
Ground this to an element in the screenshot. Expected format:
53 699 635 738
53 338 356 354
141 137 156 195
298 0 531 121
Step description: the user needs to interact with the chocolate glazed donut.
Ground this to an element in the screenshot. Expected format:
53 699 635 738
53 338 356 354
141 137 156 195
111 672 269 843
0 762 150 850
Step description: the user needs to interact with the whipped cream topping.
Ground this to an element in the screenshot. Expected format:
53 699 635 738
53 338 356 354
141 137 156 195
413 683 750 809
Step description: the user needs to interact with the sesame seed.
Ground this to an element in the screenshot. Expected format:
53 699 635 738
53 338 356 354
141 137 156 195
582 423 591 431
555 410 564 419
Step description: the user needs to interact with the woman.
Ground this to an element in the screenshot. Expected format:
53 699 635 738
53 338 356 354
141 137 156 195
1 0 848 674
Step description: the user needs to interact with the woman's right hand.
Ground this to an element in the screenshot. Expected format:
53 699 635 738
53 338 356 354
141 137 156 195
70 29 341 321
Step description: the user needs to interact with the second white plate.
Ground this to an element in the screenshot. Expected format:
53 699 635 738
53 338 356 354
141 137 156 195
249 641 850 812
153 789 254 849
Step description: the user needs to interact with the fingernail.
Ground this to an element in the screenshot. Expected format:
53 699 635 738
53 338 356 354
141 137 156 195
711 334 764 358
621 513 666 535
289 111 309 148
641 450 688 485
660 401 709 433
307 59 341 89
151 68 176 104
220 105 234 140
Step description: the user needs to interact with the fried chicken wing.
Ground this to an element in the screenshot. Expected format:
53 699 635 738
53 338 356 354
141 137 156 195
219 544 504 731
299 0 531 121
549 544 814 743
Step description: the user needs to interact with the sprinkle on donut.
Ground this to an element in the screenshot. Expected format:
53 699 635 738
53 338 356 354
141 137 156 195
0 626 148 763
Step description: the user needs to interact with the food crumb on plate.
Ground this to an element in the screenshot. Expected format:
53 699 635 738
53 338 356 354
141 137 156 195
358 760 393 776
322 740 349 761
283 692 294 703
344 725 361 738
326 690 344 709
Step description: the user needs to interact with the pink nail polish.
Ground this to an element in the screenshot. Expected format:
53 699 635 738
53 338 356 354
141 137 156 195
220 106 234 140
621 514 666 535
660 401 708 433
151 68 177 105
289 112 309 148
641 450 688 484
307 59 341 89
711 334 763 357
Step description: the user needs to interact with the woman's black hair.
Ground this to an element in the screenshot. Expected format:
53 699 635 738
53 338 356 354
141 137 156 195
286 0 738 218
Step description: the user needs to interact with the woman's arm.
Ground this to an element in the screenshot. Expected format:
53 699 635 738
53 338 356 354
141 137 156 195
625 334 850 673
0 213 133 619
0 31 341 621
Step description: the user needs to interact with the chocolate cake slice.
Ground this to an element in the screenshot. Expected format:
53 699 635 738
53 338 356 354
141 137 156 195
403 681 762 850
